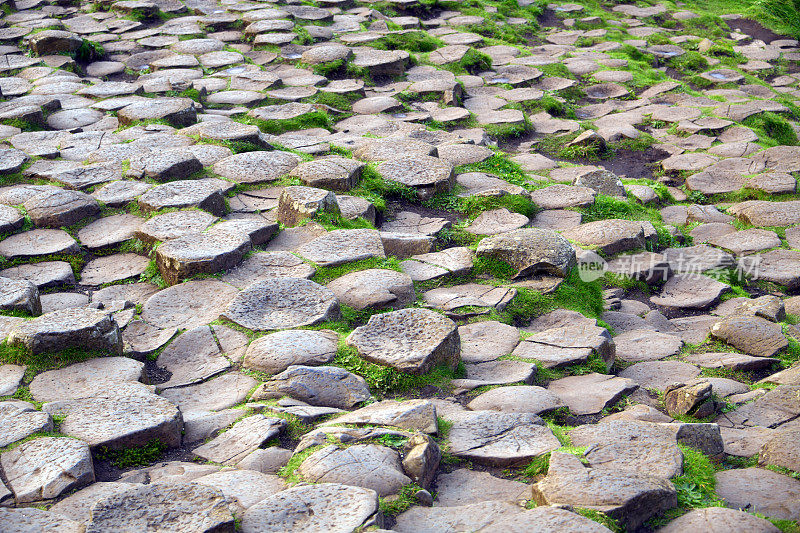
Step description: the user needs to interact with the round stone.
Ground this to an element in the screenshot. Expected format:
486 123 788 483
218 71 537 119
222 278 340 331
141 280 238 330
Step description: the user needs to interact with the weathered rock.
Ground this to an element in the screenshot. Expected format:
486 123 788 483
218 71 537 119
0 229 79 259
475 228 576 278
193 415 286 465
532 452 677 529
298 444 411 496
155 326 232 390
86 483 234 533
241 483 380 533
277 185 339 226
548 373 638 415
665 381 714 417
327 269 414 310
0 508 83 533
323 399 437 433
2 437 94 503
346 308 459 374
613 329 684 362
42 386 182 450
244 329 338 375
710 315 788 358
657 507 780 533
393 501 524 533
252 365 371 409
295 229 385 267
155 230 251 285
716 468 800 521
141 280 237 331
7 308 121 355
446 411 559 466
29 356 144 403
0 277 41 316
651 274 730 310
563 219 650 255
0 401 52 448
222 278 340 330
49 482 136 525
467 385 565 415
435 468 529 507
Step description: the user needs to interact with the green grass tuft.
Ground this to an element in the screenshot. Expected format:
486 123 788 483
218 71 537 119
96 439 167 468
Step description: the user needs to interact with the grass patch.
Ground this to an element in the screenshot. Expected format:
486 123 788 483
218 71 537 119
454 154 529 187
742 112 799 147
372 32 443 52
96 439 167 468
379 483 423 517
238 111 332 135
438 48 493 75
277 444 324 483
331 339 463 396
0 343 109 378
310 257 403 285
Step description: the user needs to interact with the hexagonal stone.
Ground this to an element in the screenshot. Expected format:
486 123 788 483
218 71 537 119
716 468 800 521
141 280 237 330
657 507 780 533
29 357 145 403
220 251 316 288
222 278 339 331
117 97 197 127
7 308 121 355
377 155 454 200
563 219 650 255
194 414 286 465
212 151 302 184
241 483 380 533
0 401 52 448
91 180 153 207
381 211 451 235
400 247 473 282
155 326 232 390
354 138 437 162
467 385 565 415
458 320 520 363
48 482 138 526
548 373 639 415
80 253 150 286
434 468 530 507
618 360 702 391
194 469 286 513
295 229 385 267
446 411 559 466
327 268 414 310
289 156 363 191
160 372 256 414
0 507 83 533
476 228 576 278
740 250 800 290
22 189 99 228
253 364 370 408
43 385 182 451
513 318 614 369
277 185 339 227
531 184 596 209
423 283 516 313
135 210 217 244
298 444 410 496
0 204 24 233
613 329 684 362
650 274 730 310
394 501 525 533
710 315 788 358
244 329 338 375
138 179 226 216
2 437 94 503
718 386 800 429
85 483 234 533
0 277 41 315
533 452 676 530
465 208 529 235
155 231 251 286
77 214 143 249
347 308 459 374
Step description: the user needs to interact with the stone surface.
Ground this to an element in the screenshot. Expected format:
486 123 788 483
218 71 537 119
327 269 414 310
298 444 410 496
252 365 371 409
85 483 234 533
223 278 339 330
241 483 380 533
194 415 287 465
548 373 639 415
475 228 576 278
347 308 459 374
8 308 121 355
2 437 94 503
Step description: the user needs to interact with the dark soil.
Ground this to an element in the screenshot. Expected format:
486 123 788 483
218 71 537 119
726 18 786 43
93 445 196 482
597 146 671 181
537 8 566 29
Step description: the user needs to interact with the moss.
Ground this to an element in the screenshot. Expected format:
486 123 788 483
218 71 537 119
454 154 529 187
278 444 325 483
742 112 799 147
438 48 493 75
310 257 403 285
96 439 167 468
379 483 423 517
371 31 443 52
575 508 623 532
472 256 517 280
237 111 332 135
0 343 110 377
330 339 463 396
